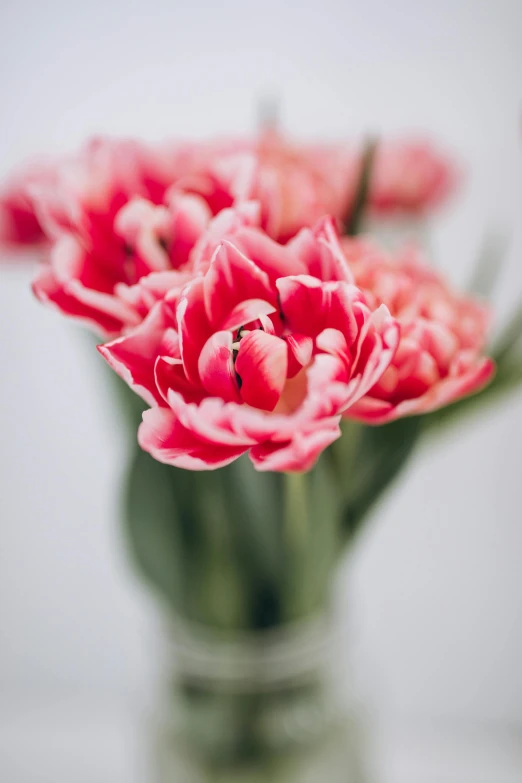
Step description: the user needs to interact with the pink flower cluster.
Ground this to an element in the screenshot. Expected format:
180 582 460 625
0 133 353 333
0 134 456 257
0 133 490 472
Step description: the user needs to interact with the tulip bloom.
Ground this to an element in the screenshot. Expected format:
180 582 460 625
368 140 457 216
100 215 400 471
342 239 495 422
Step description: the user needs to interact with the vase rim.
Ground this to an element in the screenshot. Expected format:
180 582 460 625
160 610 338 691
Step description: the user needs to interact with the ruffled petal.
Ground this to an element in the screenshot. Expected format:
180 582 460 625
235 331 288 411
138 406 249 470
166 191 213 268
203 240 275 328
178 277 213 385
98 301 179 405
250 424 341 472
287 217 354 283
276 275 328 336
233 226 307 281
33 235 140 336
154 356 206 404
198 331 242 403
286 333 314 378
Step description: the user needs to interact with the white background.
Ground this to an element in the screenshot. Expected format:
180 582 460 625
1 0 521 744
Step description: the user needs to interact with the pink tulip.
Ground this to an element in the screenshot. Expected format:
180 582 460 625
99 214 400 471
32 188 215 335
368 140 458 216
342 238 495 422
160 130 352 242
243 129 352 242
0 132 350 333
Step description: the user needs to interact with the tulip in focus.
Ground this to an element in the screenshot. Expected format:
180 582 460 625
100 214 400 471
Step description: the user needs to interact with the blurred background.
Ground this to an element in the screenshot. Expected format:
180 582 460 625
0 1 521 780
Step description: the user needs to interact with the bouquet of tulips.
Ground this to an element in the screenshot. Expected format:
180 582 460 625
1 128 520 778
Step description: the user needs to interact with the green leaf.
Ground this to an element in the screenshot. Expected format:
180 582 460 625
123 447 292 629
337 416 422 541
123 447 188 613
199 459 287 629
421 358 522 433
467 230 509 299
492 301 522 365
218 456 285 586
301 456 343 609
123 449 256 627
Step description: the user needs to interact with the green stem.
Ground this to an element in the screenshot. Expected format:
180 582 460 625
466 230 509 298
284 472 309 555
344 137 378 236
283 472 313 620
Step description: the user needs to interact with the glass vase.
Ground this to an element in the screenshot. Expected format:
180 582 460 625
152 608 369 782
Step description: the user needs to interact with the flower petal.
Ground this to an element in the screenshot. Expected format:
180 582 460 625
98 301 178 405
220 298 277 332
154 356 205 404
287 217 354 283
139 406 249 470
233 226 307 280
33 235 141 336
203 240 275 328
286 333 314 378
276 275 327 336
250 424 341 472
198 331 242 403
235 331 288 411
178 277 213 385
